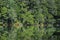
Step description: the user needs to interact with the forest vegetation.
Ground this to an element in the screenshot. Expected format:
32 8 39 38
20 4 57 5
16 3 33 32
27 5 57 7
0 0 60 40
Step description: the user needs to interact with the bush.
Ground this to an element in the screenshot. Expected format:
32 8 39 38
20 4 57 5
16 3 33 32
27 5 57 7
0 0 60 40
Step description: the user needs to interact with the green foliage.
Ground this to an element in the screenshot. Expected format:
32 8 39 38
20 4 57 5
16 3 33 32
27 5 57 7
0 0 60 40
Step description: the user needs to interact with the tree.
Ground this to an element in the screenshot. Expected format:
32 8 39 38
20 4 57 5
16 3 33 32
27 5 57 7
0 0 60 40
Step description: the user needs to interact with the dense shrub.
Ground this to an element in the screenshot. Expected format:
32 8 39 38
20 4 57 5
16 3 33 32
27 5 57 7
0 0 60 40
